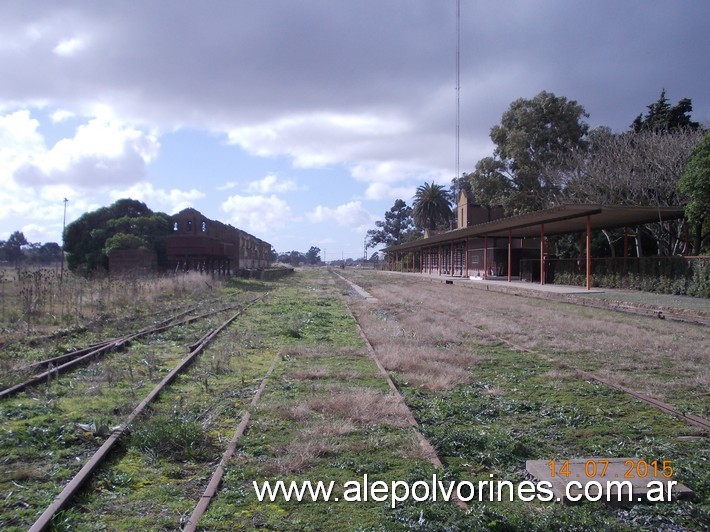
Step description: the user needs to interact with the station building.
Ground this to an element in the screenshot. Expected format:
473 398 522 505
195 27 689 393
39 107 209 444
383 192 686 291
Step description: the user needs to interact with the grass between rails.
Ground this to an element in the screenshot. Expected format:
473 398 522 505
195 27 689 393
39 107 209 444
1 268 708 530
199 270 440 529
0 285 264 530
54 327 278 529
339 269 708 530
348 269 709 419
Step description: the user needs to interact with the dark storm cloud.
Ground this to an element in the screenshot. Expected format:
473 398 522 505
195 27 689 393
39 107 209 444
1 0 708 174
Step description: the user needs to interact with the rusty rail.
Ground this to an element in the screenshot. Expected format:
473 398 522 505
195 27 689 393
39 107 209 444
28 293 269 532
0 304 243 400
183 353 279 531
340 272 710 434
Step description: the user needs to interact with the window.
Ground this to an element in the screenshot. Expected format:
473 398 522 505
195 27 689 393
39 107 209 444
173 222 179 232
201 221 207 232
186 221 193 231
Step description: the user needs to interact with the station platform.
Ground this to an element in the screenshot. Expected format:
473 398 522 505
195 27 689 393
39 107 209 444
371 269 710 324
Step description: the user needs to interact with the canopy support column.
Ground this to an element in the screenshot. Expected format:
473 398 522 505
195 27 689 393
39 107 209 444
540 224 545 285
586 215 591 290
623 227 629 273
465 239 469 278
508 230 512 282
483 236 489 280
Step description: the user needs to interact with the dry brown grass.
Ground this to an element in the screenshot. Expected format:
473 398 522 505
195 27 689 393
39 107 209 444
262 392 413 476
274 387 411 428
264 436 342 475
0 269 221 335
349 299 481 391
344 271 710 413
288 366 363 381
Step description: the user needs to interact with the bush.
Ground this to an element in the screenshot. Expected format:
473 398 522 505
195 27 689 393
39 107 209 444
553 257 709 298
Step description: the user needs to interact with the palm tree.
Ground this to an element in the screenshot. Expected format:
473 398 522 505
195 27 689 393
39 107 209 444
412 182 452 231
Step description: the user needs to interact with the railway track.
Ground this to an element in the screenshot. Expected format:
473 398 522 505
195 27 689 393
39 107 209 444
2 270 706 529
334 271 710 434
180 285 469 530
18 281 466 530
0 304 248 400
25 293 269 531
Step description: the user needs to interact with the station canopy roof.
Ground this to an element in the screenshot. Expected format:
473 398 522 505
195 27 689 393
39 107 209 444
383 204 686 253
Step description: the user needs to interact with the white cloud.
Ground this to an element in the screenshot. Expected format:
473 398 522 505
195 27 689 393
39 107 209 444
306 201 375 232
348 160 451 202
12 113 159 188
216 181 238 191
227 112 409 169
245 173 303 194
362 182 417 202
220 194 294 235
0 110 45 172
0 110 45 219
109 182 205 214
53 36 86 56
50 109 75 123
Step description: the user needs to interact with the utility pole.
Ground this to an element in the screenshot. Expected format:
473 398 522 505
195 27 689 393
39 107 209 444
455 0 461 182
364 237 367 262
60 198 68 279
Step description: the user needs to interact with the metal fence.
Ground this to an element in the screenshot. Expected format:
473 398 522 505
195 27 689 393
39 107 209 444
519 256 710 296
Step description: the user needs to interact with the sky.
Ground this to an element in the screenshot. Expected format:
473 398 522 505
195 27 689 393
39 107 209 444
1 1 709 260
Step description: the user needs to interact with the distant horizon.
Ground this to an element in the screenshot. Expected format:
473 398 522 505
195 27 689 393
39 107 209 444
2 1 709 259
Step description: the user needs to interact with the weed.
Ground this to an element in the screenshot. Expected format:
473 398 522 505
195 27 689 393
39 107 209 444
130 411 211 462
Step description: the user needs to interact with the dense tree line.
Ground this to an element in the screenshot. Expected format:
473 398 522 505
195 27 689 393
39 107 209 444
276 246 321 265
0 231 63 267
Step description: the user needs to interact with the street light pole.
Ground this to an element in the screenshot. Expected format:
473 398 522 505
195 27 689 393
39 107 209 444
61 198 68 278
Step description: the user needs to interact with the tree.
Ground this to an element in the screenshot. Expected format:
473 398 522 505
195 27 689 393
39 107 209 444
25 242 63 264
2 231 29 266
632 89 701 133
64 199 171 273
305 246 321 265
564 127 704 255
366 199 420 248
412 182 452 231
471 91 589 214
468 157 511 209
288 250 305 265
679 131 710 254
277 250 306 265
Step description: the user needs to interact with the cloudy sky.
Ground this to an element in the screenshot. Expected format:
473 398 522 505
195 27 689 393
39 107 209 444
1 1 708 259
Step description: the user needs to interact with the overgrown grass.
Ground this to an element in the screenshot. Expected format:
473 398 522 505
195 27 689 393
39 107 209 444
0 285 263 530
0 266 223 336
2 267 707 530
340 268 709 530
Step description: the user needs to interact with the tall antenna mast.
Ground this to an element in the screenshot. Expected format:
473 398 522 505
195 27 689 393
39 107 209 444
455 0 461 182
